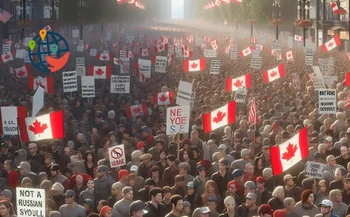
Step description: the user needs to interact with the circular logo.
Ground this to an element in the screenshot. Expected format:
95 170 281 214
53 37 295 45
28 31 70 74
110 147 124 159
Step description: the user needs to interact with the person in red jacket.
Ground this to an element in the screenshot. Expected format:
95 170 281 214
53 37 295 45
3 160 18 191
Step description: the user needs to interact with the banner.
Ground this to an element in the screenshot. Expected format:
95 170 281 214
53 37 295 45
110 75 130 94
176 81 193 106
108 145 126 168
138 59 151 78
81 76 95 98
210 60 220 75
62 71 78 92
318 89 336 114
16 188 45 217
166 106 190 135
155 56 168 73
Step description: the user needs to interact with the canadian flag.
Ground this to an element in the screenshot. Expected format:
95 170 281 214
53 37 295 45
270 127 309 175
221 0 230 4
321 35 341 52
88 65 112 79
285 51 294 62
153 91 175 105
113 57 121 65
0 51 14 63
155 43 168 54
211 39 219 50
202 101 236 133
140 48 150 57
232 0 242 5
329 2 339 14
294 35 304 41
126 103 149 118
183 47 193 58
28 75 54 93
270 49 279 56
225 45 231 54
346 53 350 61
10 64 30 78
135 65 146 83
345 72 350 86
128 51 134 58
96 52 112 61
226 74 252 92
263 64 285 83
240 46 253 57
184 58 206 72
18 111 64 143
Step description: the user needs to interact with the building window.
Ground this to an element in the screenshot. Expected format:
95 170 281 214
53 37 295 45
339 31 348 40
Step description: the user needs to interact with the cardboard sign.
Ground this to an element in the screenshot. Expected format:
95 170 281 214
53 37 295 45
323 76 338 86
305 48 314 66
168 45 175 55
176 80 193 106
138 59 151 78
81 76 95 98
1 107 20 135
16 188 45 217
62 71 78 92
72 29 80 38
305 161 324 179
76 57 85 66
234 88 247 103
203 49 217 58
210 60 220 75
166 106 190 135
76 66 85 77
230 45 238 60
108 145 126 168
290 73 301 90
2 44 10 55
119 50 127 58
318 89 336 114
110 75 130 94
155 56 168 73
251 56 262 70
89 49 97 57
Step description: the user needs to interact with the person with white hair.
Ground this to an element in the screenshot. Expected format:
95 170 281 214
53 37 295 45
18 161 40 186
219 196 235 217
107 110 116 130
268 186 285 211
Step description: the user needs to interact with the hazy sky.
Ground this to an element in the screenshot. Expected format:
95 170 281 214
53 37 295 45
171 0 184 19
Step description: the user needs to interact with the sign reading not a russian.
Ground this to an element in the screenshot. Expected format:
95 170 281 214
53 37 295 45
16 187 45 217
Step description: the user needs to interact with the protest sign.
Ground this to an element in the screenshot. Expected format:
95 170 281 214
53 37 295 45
108 145 126 168
110 75 130 94
1 107 24 135
138 59 151 78
305 161 324 179
234 88 247 103
16 188 45 217
230 45 238 60
318 89 336 114
305 48 314 66
166 106 190 135
203 49 217 58
210 60 220 75
81 76 95 98
62 71 78 92
155 56 168 73
176 81 193 106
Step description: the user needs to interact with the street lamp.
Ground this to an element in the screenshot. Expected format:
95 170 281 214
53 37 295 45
249 1 253 36
273 0 281 39
50 0 58 21
77 0 87 40
297 0 311 47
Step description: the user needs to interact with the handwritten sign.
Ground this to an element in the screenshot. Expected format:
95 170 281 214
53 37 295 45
17 188 45 217
166 106 190 135
318 89 336 114
110 75 130 94
62 71 78 92
81 76 95 98
305 161 324 179
108 145 126 168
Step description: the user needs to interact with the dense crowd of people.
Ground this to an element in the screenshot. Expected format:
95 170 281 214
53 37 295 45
0 19 349 217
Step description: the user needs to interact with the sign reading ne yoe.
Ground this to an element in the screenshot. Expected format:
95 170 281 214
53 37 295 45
166 106 190 135
16 188 45 217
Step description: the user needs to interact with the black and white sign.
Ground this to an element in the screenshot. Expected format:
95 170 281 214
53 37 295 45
318 58 329 75
1 107 19 135
138 59 151 78
318 89 336 114
16 187 45 217
210 60 220 75
203 49 217 58
155 56 168 73
168 45 175 55
290 73 301 90
120 50 127 58
234 88 247 103
108 145 126 168
230 45 238 60
81 76 95 98
89 49 97 57
2 44 10 55
76 57 85 66
305 161 324 179
311 66 325 89
176 80 193 106
76 57 85 76
305 48 314 66
62 71 78 92
251 50 262 69
24 51 30 63
175 46 183 58
271 39 282 50
110 75 130 94
77 40 84 52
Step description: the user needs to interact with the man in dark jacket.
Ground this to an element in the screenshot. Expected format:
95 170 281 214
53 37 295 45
144 187 167 217
211 159 232 199
255 176 272 206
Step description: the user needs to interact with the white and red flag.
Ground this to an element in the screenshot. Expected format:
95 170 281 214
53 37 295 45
0 51 14 63
28 75 54 93
202 101 236 132
294 35 304 41
96 52 112 61
19 110 64 143
140 48 150 57
211 39 219 50
346 53 350 61
240 46 253 57
226 74 252 91
88 65 112 79
285 51 294 62
248 98 258 124
184 58 206 72
126 103 149 119
10 64 30 78
153 91 175 105
135 65 146 83
232 0 242 5
113 57 121 65
263 64 285 83
221 0 230 4
270 127 309 175
329 2 339 14
43 25 52 32
321 35 341 52
225 45 231 54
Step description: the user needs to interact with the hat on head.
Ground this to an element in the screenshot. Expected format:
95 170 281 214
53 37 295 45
241 149 250 157
187 182 194 189
130 165 138 172
258 204 274 215
183 201 191 207
199 207 210 214
97 165 108 173
83 199 94 207
283 174 295 182
232 169 244 178
255 176 265 183
140 153 152 160
18 162 30 170
208 196 217 203
325 136 333 142
51 164 61 171
118 169 129 180
310 137 318 143
64 190 76 198
245 192 257 200
319 199 333 209
0 143 8 149
0 189 12 198
137 142 146 150
218 144 227 150
141 126 148 132
129 200 148 216
197 165 206 172
244 181 256 189
219 158 228 166
99 206 112 217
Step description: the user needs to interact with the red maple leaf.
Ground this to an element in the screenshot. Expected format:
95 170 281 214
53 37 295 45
158 45 163 50
36 81 45 88
282 143 298 161
101 55 107 60
328 42 334 47
244 49 249 54
4 54 10 60
270 71 277 77
234 79 243 87
213 111 226 123
95 69 104 75
17 70 26 77
159 95 168 102
191 62 198 69
288 53 292 57
28 119 48 135
132 106 141 114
